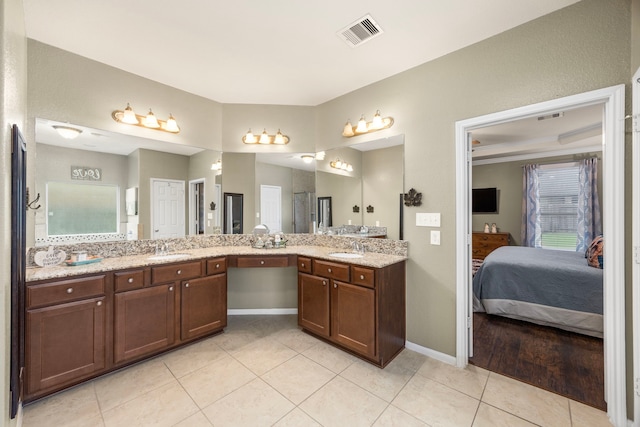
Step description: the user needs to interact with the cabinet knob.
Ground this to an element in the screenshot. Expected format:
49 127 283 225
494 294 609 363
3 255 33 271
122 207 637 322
66 287 73 294
96 301 102 307
301 263 305 268
360 275 365 280
177 269 182 275
185 283 189 288
333 283 337 288
327 268 332 273
260 260 265 265
128 277 134 283
215 263 220 269
322 280 327 286
169 286 174 291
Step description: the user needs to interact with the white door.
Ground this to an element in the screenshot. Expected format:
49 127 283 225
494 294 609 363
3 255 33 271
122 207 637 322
151 179 185 239
632 66 640 427
260 185 281 233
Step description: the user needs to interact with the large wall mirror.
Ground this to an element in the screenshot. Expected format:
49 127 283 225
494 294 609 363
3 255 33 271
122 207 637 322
315 135 404 240
31 118 222 247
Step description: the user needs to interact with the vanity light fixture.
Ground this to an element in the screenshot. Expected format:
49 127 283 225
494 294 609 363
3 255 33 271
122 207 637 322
315 151 326 160
342 110 394 137
242 128 290 145
112 103 180 134
210 159 222 171
52 125 83 140
330 158 353 172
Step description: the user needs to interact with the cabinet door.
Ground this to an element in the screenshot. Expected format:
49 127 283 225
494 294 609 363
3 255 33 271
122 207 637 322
114 285 175 364
298 273 330 338
181 274 227 340
331 281 376 358
26 297 106 395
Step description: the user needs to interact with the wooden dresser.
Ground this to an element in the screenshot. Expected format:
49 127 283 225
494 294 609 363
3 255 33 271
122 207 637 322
472 232 510 259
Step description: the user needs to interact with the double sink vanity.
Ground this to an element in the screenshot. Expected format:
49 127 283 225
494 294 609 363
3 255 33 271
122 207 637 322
24 235 407 403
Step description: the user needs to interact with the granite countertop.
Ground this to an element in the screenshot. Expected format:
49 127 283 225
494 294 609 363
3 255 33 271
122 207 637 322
26 245 407 282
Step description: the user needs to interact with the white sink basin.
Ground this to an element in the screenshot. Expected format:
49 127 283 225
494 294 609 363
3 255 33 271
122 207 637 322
147 253 190 261
329 252 364 259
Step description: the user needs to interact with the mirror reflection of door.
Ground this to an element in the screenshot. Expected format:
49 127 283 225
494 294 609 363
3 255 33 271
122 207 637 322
223 192 243 234
317 196 332 227
151 179 185 239
260 185 282 233
189 179 205 235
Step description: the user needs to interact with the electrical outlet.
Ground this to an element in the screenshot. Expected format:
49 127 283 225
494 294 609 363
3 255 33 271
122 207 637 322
430 230 441 245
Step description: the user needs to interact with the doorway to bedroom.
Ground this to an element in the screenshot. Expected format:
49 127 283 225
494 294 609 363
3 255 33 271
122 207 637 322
455 85 626 425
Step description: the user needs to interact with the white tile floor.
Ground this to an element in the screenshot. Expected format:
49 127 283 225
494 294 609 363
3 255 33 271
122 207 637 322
22 315 613 427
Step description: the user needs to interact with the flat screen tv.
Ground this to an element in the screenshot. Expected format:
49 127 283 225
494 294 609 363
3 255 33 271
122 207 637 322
472 187 498 214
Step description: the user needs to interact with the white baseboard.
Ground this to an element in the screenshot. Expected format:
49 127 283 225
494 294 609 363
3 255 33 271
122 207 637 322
405 340 457 366
227 308 298 315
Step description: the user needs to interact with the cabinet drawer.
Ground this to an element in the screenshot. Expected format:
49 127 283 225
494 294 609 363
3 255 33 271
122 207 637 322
206 257 227 275
312 259 350 282
351 266 375 289
27 275 106 309
152 261 203 284
297 256 312 273
114 269 147 292
236 256 290 268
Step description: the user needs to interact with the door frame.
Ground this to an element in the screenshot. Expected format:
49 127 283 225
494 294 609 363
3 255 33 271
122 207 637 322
188 178 206 235
632 67 640 427
455 85 626 426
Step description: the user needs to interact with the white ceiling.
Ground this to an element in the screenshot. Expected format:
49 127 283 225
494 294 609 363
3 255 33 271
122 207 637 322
23 0 579 106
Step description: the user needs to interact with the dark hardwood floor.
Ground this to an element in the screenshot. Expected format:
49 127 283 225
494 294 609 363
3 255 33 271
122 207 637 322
469 312 605 410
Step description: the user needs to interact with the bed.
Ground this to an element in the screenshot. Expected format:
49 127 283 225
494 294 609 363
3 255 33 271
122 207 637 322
472 246 603 337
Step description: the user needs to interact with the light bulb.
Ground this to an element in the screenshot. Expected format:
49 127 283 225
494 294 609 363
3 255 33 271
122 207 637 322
122 103 138 124
274 129 285 144
259 129 270 144
342 120 354 137
144 109 160 128
371 110 384 129
355 115 368 133
244 129 256 144
164 114 179 132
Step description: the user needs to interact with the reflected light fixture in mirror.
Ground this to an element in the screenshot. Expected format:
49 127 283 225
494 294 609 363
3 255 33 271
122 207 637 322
301 155 314 164
242 128 289 145
330 158 353 172
210 159 222 171
112 103 180 133
52 125 82 140
342 110 394 137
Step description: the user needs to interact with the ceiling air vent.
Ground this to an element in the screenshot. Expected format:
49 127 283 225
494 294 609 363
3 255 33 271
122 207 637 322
337 14 384 48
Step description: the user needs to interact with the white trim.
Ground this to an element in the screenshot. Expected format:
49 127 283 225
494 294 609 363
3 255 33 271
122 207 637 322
405 341 457 366
472 145 602 166
188 178 206 235
227 308 298 315
632 67 640 427
455 85 626 427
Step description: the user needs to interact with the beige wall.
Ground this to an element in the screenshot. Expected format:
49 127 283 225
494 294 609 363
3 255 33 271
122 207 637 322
15 0 639 419
221 152 256 233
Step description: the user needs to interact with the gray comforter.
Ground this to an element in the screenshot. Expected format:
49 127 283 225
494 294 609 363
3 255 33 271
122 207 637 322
473 246 603 337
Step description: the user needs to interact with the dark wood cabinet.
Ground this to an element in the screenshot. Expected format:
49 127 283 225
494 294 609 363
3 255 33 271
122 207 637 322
181 274 227 340
298 258 405 367
331 280 375 358
114 284 175 364
26 275 107 397
472 232 510 259
298 273 330 337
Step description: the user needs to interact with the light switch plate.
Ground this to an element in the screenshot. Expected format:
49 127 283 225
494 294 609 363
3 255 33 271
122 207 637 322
430 230 441 245
416 212 441 227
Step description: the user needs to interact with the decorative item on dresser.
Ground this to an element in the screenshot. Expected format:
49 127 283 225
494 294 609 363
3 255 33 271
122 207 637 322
472 231 510 260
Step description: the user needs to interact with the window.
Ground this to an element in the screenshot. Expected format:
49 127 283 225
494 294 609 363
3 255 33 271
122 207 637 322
538 163 579 250
47 182 119 236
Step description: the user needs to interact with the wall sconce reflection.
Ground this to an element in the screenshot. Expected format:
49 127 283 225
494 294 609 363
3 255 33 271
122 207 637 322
242 128 289 145
330 159 353 172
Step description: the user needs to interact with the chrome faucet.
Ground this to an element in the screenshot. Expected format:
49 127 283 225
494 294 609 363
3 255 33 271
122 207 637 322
352 241 365 255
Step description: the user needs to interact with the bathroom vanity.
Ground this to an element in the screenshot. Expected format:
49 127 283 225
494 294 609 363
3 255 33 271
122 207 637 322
23 241 406 403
